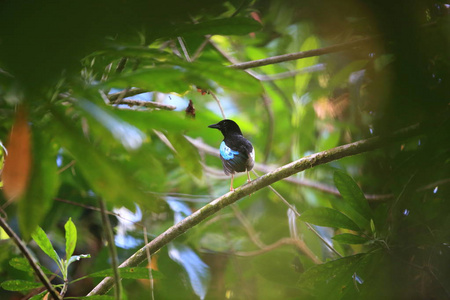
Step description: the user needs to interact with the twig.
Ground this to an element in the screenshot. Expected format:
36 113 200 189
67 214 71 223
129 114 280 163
107 88 148 102
209 91 226 119
111 99 176 110
177 37 192 62
229 37 375 70
88 123 421 296
230 204 266 249
98 199 122 300
234 237 321 264
0 217 62 300
57 160 76 174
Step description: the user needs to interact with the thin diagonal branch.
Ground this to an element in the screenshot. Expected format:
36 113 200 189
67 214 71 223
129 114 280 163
88 123 421 296
0 217 62 300
229 37 375 70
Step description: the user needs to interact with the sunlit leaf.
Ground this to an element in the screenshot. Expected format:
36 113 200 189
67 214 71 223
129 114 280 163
65 218 77 259
67 254 91 267
332 233 369 245
299 207 361 231
50 107 160 210
31 227 60 264
0 280 43 291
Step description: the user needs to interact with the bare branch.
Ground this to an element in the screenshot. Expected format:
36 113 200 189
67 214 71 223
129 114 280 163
234 237 321 264
88 123 421 296
107 88 148 101
229 37 374 70
186 136 394 201
111 99 176 110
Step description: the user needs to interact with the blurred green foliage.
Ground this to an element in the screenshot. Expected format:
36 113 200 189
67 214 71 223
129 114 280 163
0 0 449 299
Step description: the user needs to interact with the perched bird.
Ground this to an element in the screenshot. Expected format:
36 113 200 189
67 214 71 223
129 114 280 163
208 119 255 191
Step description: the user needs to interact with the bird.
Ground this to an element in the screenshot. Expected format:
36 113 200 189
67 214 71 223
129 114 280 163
208 119 255 191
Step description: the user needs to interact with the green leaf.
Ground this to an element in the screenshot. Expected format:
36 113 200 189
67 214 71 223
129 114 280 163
9 257 54 275
185 62 263 95
334 171 372 229
88 267 162 279
299 254 364 297
299 207 360 231
9 257 33 272
166 133 202 179
65 218 77 259
50 107 159 210
174 17 261 36
332 233 369 245
19 129 59 239
31 227 60 264
1 280 43 291
77 99 146 151
29 291 48 300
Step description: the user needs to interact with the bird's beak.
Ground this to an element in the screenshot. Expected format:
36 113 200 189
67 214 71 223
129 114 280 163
208 123 220 129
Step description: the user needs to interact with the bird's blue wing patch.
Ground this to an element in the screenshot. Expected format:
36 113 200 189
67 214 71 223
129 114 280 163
220 141 239 160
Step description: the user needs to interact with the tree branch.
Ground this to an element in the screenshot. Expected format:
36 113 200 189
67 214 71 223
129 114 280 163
88 123 421 296
187 136 394 201
107 88 148 101
111 99 176 110
229 37 374 70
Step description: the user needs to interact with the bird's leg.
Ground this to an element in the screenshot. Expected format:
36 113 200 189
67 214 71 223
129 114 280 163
230 174 234 191
247 170 251 183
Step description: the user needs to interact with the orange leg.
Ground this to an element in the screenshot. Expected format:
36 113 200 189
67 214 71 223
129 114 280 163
230 174 234 191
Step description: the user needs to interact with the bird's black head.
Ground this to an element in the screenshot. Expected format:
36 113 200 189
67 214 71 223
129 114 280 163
208 119 243 137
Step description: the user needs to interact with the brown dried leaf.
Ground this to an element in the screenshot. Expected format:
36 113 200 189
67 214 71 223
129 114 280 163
2 106 32 201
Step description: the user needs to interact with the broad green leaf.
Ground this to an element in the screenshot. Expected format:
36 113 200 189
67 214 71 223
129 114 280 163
65 218 77 259
77 99 146 151
104 67 195 94
166 133 202 179
184 62 263 95
334 171 372 228
332 233 369 245
9 257 33 272
9 257 54 275
174 17 261 36
31 227 60 264
19 129 59 239
1 279 42 291
50 107 159 210
88 267 162 279
299 207 360 231
299 254 364 297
